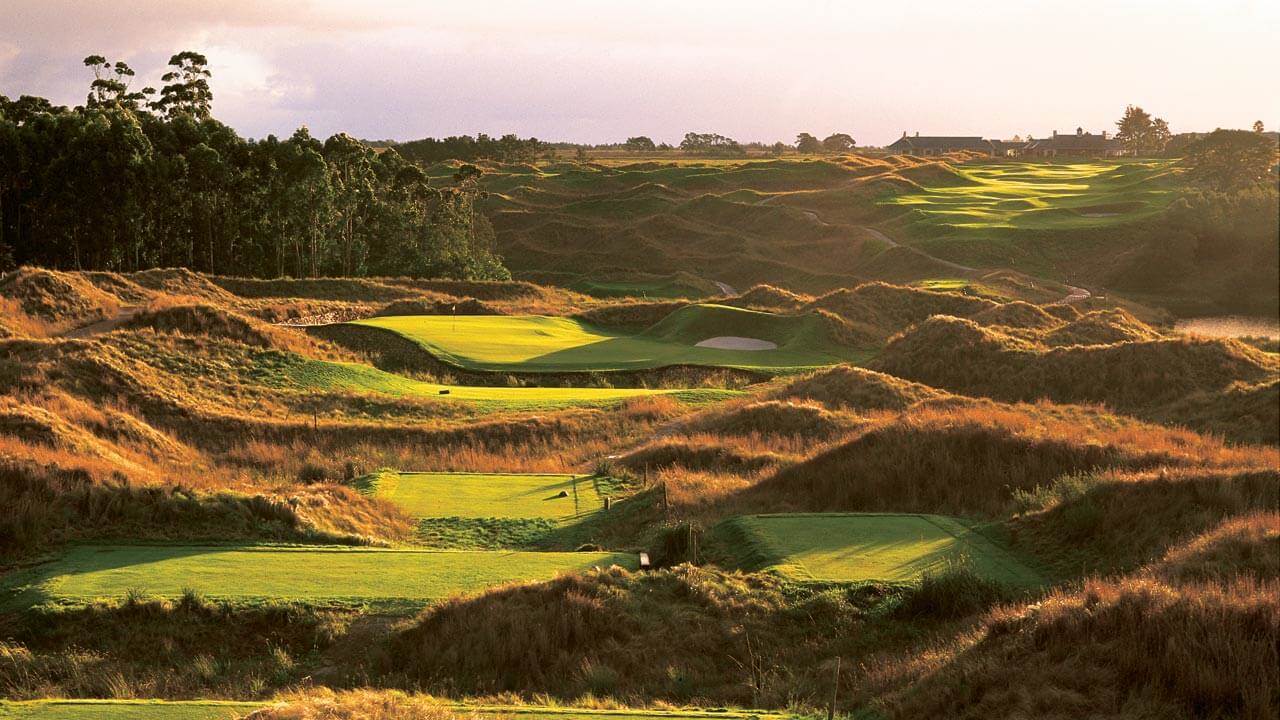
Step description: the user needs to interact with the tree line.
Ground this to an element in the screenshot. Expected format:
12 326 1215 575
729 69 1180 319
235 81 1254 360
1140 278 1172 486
0 53 509 279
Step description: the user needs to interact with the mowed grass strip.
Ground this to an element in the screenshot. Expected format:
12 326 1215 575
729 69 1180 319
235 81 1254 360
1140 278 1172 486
0 701 792 720
365 471 603 521
275 356 738 409
734 513 1042 585
5 546 637 607
352 304 863 373
0 700 258 720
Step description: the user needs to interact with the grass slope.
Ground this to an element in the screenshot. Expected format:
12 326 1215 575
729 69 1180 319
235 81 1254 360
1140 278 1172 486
353 304 864 373
728 513 1041 586
883 160 1177 231
4 545 637 608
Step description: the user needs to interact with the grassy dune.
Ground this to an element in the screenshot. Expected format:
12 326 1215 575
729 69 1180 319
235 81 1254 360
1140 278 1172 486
4 545 637 607
353 304 866 373
726 513 1042 585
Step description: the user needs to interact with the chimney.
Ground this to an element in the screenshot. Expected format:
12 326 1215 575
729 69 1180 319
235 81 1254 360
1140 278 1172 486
1076 127 1083 136
1052 130 1058 138
1102 130 1108 139
915 131 920 137
902 131 907 138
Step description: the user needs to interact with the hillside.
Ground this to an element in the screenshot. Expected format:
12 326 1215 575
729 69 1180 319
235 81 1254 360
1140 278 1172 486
0 266 1276 719
454 155 1277 316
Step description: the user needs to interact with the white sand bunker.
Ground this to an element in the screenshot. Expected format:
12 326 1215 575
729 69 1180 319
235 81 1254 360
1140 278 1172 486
695 336 778 351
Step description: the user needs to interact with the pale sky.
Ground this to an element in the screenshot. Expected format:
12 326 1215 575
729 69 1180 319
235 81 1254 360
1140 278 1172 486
2 0 1277 145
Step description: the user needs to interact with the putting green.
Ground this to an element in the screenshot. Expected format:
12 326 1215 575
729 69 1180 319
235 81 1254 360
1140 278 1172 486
883 160 1177 231
352 304 865 373
732 513 1041 585
0 701 792 720
363 470 603 520
4 545 637 608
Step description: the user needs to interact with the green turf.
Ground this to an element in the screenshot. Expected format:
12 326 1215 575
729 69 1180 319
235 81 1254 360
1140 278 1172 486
0 701 790 720
731 513 1042 585
352 304 865 373
363 471 603 520
0 700 259 720
3 545 637 608
268 355 738 410
883 160 1178 231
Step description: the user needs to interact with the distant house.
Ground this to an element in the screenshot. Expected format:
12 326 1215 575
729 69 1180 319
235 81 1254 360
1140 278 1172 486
885 132 994 156
1025 128 1123 157
989 139 1031 157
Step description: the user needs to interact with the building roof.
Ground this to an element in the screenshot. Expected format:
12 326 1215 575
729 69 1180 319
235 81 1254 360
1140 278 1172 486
886 135 993 151
1028 131 1120 152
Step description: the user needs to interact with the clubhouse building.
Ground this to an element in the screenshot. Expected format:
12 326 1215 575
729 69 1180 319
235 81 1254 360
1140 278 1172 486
887 127 1124 158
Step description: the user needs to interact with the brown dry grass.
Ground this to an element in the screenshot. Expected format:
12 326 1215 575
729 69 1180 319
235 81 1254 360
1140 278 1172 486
246 690 461 720
868 577 1279 720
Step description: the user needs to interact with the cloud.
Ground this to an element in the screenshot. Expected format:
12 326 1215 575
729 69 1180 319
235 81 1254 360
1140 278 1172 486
3 0 1278 144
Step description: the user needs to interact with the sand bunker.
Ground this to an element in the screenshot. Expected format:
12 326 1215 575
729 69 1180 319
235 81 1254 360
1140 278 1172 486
695 336 778 351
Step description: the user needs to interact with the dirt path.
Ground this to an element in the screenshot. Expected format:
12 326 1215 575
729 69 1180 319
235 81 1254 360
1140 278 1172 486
61 306 139 338
713 280 738 296
1050 284 1092 305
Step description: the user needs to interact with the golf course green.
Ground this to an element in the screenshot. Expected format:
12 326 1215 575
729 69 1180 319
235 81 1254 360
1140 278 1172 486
4 545 637 608
0 700 258 720
271 355 739 410
883 159 1177 231
351 304 866 373
732 513 1042 585
361 470 603 520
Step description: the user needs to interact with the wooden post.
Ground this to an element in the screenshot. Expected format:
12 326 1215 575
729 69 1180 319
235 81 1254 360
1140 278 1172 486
828 656 841 720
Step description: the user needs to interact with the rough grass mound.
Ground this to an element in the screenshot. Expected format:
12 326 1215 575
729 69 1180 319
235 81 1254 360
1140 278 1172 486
572 300 688 330
739 403 1246 517
689 400 849 439
0 267 120 327
872 315 1279 422
728 284 811 312
770 365 943 410
618 440 783 475
127 267 239 303
806 281 998 341
375 297 500 317
122 299 327 356
969 300 1063 330
386 566 837 705
873 577 1280 720
1042 308 1164 347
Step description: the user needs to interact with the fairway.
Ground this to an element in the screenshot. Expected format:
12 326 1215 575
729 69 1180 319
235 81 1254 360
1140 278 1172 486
271 355 738 409
882 160 1177 231
5 545 637 607
364 471 603 520
734 513 1042 585
0 701 258 720
352 304 865 373
0 701 791 720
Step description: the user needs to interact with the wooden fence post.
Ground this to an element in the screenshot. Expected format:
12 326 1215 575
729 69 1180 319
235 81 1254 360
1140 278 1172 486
828 656 841 720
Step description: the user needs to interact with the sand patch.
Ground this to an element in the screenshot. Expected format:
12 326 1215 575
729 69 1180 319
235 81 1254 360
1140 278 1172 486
695 336 778 351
